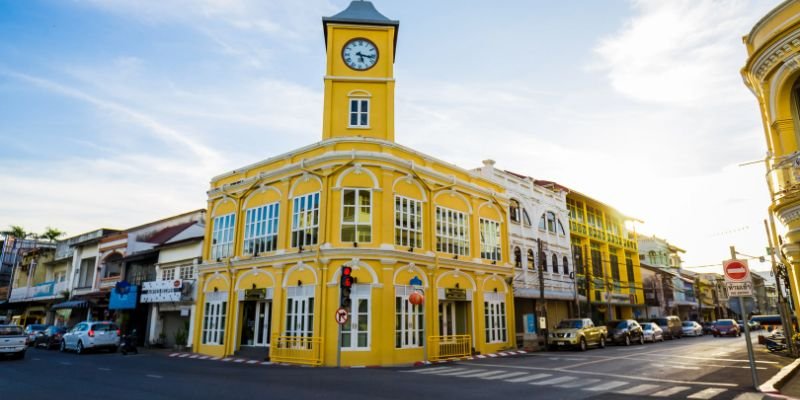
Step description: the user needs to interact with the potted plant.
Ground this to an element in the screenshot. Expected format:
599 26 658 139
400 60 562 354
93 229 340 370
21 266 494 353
174 329 188 352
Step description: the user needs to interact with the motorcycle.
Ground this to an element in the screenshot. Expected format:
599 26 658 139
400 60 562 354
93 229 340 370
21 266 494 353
120 330 138 355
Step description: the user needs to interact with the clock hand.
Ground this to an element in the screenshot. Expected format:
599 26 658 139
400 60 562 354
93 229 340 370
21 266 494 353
356 52 376 59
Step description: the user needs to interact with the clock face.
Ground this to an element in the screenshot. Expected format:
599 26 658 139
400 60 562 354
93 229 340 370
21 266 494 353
342 38 378 71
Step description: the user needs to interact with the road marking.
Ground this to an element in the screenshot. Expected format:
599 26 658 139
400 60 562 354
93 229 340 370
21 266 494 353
260 362 271 365
406 367 453 374
504 373 552 383
456 370 508 379
221 358 233 362
433 368 472 376
98 367 112 371
651 386 691 397
234 359 246 363
189 355 199 359
179 354 190 358
482 371 528 380
146 374 163 379
246 360 259 364
531 376 577 386
169 353 179 357
557 378 600 389
199 356 210 360
687 388 727 399
59 362 72 366
584 380 628 391
616 383 660 394
667 365 701 370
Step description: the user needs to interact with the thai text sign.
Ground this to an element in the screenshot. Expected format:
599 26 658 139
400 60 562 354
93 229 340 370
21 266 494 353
141 279 183 303
725 281 753 297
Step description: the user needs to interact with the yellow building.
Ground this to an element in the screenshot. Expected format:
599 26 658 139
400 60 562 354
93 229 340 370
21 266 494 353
742 1 800 327
192 1 515 367
565 189 644 323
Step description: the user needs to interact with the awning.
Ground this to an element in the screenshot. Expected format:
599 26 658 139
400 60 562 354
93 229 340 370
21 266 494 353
51 300 89 310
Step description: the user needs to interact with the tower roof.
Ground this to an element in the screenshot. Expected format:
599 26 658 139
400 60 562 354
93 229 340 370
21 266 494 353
322 1 399 57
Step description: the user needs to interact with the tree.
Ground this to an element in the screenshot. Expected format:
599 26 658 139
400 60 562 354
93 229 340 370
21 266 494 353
1 225 29 239
39 227 65 242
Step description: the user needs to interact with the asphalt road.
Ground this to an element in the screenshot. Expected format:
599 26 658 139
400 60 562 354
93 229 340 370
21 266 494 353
0 332 790 400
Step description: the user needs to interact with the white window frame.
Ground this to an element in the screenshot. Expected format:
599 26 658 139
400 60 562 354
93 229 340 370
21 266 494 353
55 271 66 283
394 196 423 249
341 189 372 243
244 202 280 255
341 284 371 350
180 265 196 280
161 267 176 281
202 295 227 345
435 206 470 256
211 213 235 260
291 192 320 248
395 286 424 349
484 292 507 344
479 218 501 262
348 98 370 128
285 286 315 338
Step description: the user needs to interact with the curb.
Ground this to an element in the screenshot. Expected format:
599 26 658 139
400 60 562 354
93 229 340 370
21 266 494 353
760 357 800 398
413 350 528 366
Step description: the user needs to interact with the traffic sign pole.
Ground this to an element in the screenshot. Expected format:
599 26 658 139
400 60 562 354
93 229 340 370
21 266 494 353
730 246 759 390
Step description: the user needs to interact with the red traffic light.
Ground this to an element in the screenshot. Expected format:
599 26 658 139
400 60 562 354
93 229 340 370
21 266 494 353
341 275 354 288
342 266 352 276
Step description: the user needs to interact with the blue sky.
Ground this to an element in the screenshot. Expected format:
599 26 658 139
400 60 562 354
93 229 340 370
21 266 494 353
0 0 782 272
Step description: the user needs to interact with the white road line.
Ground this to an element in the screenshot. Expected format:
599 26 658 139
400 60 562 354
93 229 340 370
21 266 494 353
178 354 190 358
246 360 259 364
531 376 577 386
234 359 246 363
456 370 508 379
260 362 271 365
651 386 691 397
146 374 163 379
481 371 528 380
434 368 473 376
169 353 179 357
616 383 660 394
557 378 600 389
504 373 552 383
584 380 628 391
405 367 454 374
189 355 199 359
199 356 210 360
687 388 728 399
98 367 112 371
667 365 701 370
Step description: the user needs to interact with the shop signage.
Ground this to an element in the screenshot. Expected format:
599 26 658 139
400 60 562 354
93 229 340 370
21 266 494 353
141 279 183 303
244 288 266 300
444 288 466 300
524 314 536 334
605 293 630 302
109 285 138 310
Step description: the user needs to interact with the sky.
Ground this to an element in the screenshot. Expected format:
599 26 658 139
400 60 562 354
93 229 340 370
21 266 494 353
0 0 783 274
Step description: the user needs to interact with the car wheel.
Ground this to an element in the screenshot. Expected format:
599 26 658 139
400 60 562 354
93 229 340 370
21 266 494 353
624 335 631 346
599 336 606 349
76 341 84 355
639 334 645 345
59 340 66 352
579 337 587 352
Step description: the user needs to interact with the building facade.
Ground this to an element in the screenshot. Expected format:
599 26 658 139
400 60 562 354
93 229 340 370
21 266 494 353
565 189 644 323
742 1 800 326
192 1 515 366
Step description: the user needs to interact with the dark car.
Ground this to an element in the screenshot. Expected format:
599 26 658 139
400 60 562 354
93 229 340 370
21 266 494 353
33 326 67 349
605 319 645 346
651 316 682 339
702 321 716 335
23 324 49 347
712 319 741 337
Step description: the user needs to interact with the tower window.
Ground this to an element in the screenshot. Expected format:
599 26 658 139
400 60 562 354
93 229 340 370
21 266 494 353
349 99 369 128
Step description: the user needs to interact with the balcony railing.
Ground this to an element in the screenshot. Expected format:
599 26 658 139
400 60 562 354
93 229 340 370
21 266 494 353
568 221 636 251
270 336 323 366
428 335 471 361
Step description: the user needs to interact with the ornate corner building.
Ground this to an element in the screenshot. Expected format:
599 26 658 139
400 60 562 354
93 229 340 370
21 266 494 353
742 1 800 325
192 1 515 366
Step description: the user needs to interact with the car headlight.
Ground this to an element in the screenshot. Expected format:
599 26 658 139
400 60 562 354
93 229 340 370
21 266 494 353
564 333 572 338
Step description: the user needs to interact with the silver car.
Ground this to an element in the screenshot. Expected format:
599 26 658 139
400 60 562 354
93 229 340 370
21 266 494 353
60 321 120 354
641 322 664 343
681 321 704 337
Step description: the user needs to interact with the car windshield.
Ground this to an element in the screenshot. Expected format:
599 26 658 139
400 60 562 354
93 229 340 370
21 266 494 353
607 321 627 329
682 322 694 327
557 320 583 329
653 319 667 325
26 324 47 332
641 323 652 330
91 323 119 331
0 326 24 336
717 320 733 326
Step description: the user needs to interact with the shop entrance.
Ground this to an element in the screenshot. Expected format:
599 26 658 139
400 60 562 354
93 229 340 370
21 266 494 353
240 301 272 347
439 300 470 336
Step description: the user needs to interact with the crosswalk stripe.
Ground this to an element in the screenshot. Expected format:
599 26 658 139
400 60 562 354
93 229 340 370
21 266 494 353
456 370 509 379
406 367 452 374
584 381 628 391
504 373 552 383
531 376 577 386
437 369 480 376
557 378 600 389
651 386 691 397
616 383 661 394
481 371 528 380
426 368 466 375
687 388 727 399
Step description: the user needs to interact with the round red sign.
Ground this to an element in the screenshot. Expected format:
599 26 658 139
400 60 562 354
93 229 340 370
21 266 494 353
724 260 748 281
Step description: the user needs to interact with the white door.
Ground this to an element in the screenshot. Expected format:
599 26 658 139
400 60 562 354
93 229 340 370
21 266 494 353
254 301 272 346
286 296 314 337
440 301 457 337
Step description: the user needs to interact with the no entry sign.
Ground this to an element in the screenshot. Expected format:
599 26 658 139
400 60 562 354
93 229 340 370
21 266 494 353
335 307 349 325
723 259 750 282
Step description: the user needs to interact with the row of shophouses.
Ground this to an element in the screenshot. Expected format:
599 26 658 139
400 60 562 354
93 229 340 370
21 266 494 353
0 0 782 367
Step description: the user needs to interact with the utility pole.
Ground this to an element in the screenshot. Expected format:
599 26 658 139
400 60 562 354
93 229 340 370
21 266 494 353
537 238 548 347
764 219 796 356
731 245 759 390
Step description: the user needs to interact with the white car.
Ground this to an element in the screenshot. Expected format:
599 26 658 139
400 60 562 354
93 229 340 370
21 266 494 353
60 321 120 354
681 321 704 337
0 325 27 359
641 322 664 343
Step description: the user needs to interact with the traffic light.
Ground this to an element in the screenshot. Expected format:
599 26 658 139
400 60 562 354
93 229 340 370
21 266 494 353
340 266 353 308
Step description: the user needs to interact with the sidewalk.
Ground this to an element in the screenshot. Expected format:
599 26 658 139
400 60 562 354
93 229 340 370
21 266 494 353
763 357 800 399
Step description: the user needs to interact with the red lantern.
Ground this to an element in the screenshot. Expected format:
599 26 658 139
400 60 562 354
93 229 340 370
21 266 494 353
408 291 424 306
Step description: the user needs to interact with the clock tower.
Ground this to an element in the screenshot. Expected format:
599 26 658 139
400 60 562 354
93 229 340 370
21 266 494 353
322 1 398 142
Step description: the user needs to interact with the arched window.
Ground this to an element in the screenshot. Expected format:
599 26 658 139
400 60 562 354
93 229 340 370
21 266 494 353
552 254 559 273
538 214 546 230
557 220 566 235
522 209 532 226
540 212 558 233
527 249 535 270
563 256 569 275
510 200 521 223
514 247 522 268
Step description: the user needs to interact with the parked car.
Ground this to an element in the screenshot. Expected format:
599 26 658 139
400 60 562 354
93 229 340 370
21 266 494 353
652 316 683 339
641 322 664 343
0 324 27 359
682 321 703 337
33 326 67 350
549 318 608 351
702 321 716 335
60 321 120 354
23 324 49 347
712 319 741 337
606 319 645 346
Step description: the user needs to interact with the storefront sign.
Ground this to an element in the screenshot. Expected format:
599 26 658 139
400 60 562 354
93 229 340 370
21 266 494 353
244 288 266 300
524 314 536 334
141 279 183 303
109 285 138 310
444 288 466 300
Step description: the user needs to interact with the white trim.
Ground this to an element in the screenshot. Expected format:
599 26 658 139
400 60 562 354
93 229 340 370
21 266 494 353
341 284 371 350
348 98 370 128
243 201 280 255
394 195 424 249
288 174 323 198
334 165 380 189
479 218 502 262
347 89 371 98
234 268 276 291
242 186 283 209
290 192 320 248
210 197 236 217
202 272 230 293
435 270 477 291
481 274 509 293
211 213 235 260
391 175 428 202
282 263 318 287
392 263 429 287
433 190 473 214
435 206 470 256
329 260 379 285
